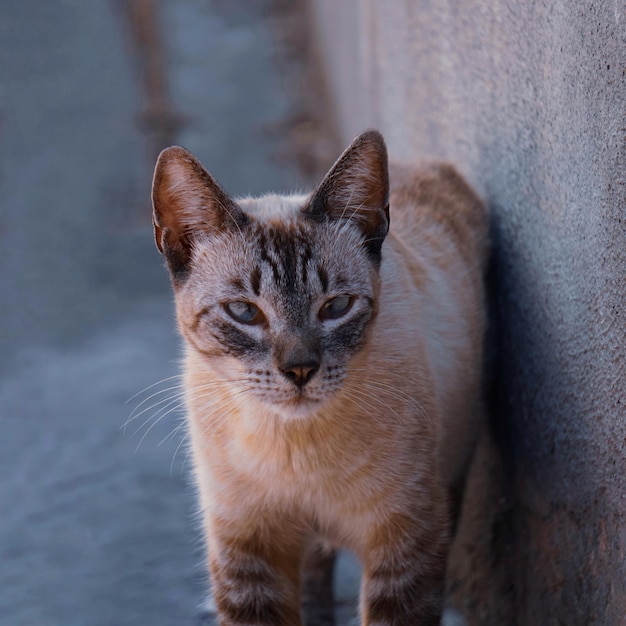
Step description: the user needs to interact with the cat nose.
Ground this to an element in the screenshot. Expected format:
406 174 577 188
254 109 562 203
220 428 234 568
279 359 320 387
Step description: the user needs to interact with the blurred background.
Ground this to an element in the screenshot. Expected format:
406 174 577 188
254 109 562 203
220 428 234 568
0 1 347 624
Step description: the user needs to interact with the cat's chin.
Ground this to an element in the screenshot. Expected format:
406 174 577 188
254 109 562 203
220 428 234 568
267 395 326 422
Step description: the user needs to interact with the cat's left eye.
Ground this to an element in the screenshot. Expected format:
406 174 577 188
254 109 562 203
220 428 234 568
319 295 354 320
224 301 264 325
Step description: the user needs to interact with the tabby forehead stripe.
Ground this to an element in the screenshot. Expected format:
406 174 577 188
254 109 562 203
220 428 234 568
255 223 316 294
257 230 281 284
317 265 329 292
297 231 313 285
250 266 262 296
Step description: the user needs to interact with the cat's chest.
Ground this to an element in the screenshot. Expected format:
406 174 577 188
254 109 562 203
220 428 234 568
228 425 348 490
201 410 385 501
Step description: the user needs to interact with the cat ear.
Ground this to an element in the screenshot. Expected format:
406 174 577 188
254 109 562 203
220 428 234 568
306 129 389 257
151 146 247 279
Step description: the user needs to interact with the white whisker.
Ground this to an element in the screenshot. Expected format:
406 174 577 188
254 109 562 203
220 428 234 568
135 400 187 452
126 374 182 404
158 421 185 447
171 432 189 477
124 389 186 431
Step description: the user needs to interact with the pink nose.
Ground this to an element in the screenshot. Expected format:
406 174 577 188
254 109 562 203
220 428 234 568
279 360 319 387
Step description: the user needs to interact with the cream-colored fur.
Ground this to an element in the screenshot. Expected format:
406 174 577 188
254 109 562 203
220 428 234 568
153 131 488 625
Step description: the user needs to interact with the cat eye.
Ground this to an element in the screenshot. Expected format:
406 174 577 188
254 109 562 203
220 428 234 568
224 301 264 325
319 295 354 320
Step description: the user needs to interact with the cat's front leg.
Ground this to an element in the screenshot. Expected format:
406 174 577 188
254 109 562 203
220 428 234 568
208 524 304 626
301 540 336 626
358 509 450 626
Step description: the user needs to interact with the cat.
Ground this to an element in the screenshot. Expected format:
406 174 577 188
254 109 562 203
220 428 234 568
151 129 488 625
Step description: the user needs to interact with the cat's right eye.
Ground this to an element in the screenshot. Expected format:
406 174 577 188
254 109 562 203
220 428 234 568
224 301 264 325
319 295 354 320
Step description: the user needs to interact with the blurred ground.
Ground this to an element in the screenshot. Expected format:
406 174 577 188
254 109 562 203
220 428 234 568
0 1 355 624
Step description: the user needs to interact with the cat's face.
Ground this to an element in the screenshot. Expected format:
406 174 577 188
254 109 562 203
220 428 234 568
177 201 379 417
152 131 389 419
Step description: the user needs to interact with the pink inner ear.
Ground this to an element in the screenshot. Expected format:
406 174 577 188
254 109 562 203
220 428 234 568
153 151 210 238
152 146 244 257
328 149 387 218
310 130 389 239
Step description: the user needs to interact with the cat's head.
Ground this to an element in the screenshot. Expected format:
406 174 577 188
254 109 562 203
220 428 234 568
152 130 389 419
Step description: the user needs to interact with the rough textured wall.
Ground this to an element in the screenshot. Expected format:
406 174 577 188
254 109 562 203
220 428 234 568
308 1 626 623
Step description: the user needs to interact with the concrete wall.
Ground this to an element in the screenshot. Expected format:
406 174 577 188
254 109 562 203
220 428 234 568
308 1 626 623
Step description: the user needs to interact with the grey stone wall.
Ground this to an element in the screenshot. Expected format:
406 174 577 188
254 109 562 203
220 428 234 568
308 1 626 623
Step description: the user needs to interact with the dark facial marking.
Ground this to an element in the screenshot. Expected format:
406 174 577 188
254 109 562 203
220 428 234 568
297 231 313 285
335 274 350 290
258 230 281 284
256 224 315 296
191 306 212 332
182 329 228 359
230 277 245 291
211 320 266 358
164 242 190 284
324 308 373 353
250 266 262 296
277 229 298 292
317 265 329 293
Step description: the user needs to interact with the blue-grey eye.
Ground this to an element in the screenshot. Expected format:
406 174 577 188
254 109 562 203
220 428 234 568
320 295 354 320
224 301 263 325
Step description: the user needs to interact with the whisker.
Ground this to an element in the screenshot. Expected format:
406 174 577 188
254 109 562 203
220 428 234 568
131 393 186 437
359 379 428 414
126 375 253 431
179 441 192 477
350 375 429 420
192 388 254 423
349 366 421 387
158 421 185 447
341 386 405 425
124 389 186 431
338 188 356 221
126 374 182 403
340 387 399 425
135 400 188 452
171 432 189 477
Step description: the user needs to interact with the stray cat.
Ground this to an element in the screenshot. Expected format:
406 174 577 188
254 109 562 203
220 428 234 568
151 130 488 625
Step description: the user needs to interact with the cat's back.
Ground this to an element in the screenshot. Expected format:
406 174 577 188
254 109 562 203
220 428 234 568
381 161 489 490
388 161 488 271
383 160 488 350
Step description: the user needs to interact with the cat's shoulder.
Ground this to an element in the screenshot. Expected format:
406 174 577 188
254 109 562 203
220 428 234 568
390 161 484 216
389 160 488 265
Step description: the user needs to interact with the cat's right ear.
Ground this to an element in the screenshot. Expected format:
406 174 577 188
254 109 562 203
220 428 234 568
151 146 247 280
306 129 389 260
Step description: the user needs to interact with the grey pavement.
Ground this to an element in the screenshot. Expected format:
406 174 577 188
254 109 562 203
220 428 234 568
0 2 358 624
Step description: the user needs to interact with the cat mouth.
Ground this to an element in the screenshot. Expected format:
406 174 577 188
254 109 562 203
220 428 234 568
284 392 317 406
272 396 322 420
274 390 323 414
253 386 327 417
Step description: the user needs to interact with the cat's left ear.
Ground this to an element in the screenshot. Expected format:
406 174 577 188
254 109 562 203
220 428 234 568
306 129 389 258
152 146 247 280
